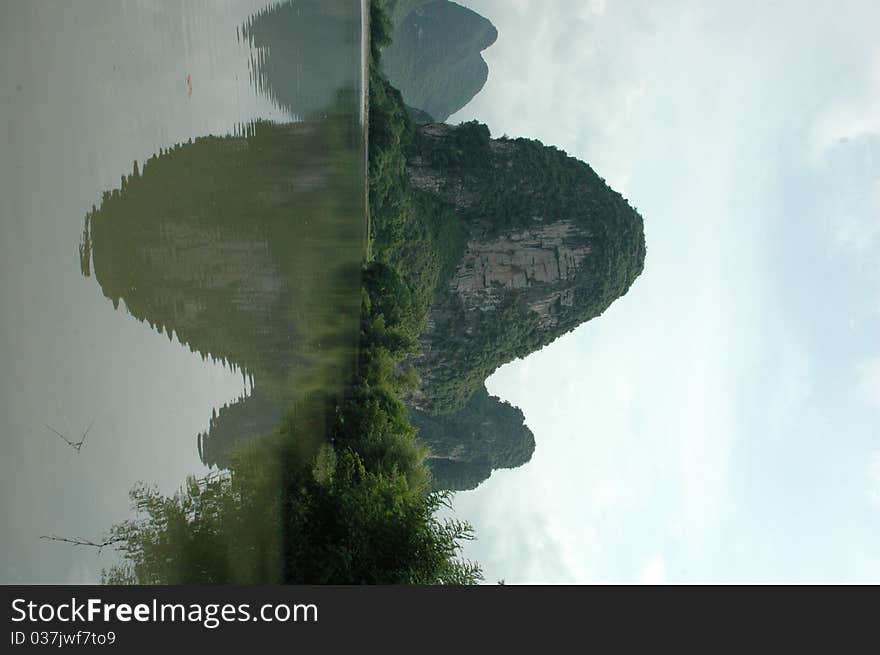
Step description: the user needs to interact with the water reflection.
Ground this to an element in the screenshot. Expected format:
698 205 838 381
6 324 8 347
242 0 364 120
80 108 365 467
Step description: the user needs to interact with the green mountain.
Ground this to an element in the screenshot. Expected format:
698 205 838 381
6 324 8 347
370 6 646 486
395 121 646 415
381 0 497 122
409 384 535 491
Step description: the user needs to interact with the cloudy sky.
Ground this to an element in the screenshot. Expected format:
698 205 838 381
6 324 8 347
445 0 880 583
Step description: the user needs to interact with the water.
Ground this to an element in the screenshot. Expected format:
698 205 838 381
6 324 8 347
0 0 367 583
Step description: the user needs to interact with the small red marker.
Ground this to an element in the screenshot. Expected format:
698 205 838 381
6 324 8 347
186 73 192 98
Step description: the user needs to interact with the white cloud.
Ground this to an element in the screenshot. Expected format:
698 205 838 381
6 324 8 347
857 357 880 407
828 171 880 257
869 452 880 508
765 339 814 440
640 554 667 585
809 55 880 165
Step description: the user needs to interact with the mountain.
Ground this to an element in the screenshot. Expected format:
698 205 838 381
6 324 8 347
381 0 497 122
406 104 436 125
369 7 646 487
409 384 535 490
400 121 646 415
385 0 433 25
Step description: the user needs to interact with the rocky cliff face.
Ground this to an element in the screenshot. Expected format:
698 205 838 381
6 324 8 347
448 221 590 324
404 122 646 413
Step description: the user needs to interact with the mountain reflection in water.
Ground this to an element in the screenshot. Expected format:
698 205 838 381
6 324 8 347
81 110 366 470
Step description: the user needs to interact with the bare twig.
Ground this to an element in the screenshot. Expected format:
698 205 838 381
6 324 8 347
39 534 125 554
76 418 95 451
45 417 95 453
46 424 75 447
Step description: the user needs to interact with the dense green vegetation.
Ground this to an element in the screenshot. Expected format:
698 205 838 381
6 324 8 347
381 0 497 122
105 390 479 584
368 1 468 344
413 293 547 413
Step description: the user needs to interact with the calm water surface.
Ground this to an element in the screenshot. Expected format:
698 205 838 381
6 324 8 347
0 0 366 583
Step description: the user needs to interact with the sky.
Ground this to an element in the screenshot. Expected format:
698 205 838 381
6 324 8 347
445 0 880 583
